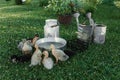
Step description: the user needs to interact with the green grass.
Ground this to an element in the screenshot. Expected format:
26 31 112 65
0 0 120 80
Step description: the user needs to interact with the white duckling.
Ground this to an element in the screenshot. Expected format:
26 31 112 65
50 44 69 63
42 51 54 70
17 39 26 51
29 44 42 67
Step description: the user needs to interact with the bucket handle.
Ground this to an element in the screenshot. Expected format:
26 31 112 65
50 21 60 28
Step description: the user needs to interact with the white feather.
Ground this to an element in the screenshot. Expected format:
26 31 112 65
43 57 53 70
17 42 24 51
55 49 69 61
29 49 42 67
17 39 26 51
22 41 32 52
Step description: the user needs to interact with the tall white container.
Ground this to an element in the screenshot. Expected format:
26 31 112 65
94 24 107 44
44 19 59 38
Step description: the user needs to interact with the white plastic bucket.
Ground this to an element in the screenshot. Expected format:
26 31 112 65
44 19 59 38
94 24 107 44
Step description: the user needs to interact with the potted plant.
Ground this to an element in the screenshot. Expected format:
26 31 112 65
46 0 73 24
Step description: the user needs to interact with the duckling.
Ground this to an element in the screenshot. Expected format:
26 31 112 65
17 39 26 51
22 40 33 55
31 34 39 52
42 51 54 70
29 44 42 67
32 34 39 46
49 44 69 63
49 44 59 63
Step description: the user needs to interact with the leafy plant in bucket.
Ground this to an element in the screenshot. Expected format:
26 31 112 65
70 0 103 14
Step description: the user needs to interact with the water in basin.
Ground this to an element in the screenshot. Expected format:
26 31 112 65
38 42 64 49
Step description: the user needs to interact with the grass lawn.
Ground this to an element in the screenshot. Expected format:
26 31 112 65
0 0 120 80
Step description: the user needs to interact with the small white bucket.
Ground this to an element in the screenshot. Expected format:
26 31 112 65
94 24 107 44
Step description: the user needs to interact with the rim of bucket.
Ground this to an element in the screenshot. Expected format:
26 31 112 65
79 24 92 27
45 19 57 22
96 24 106 27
